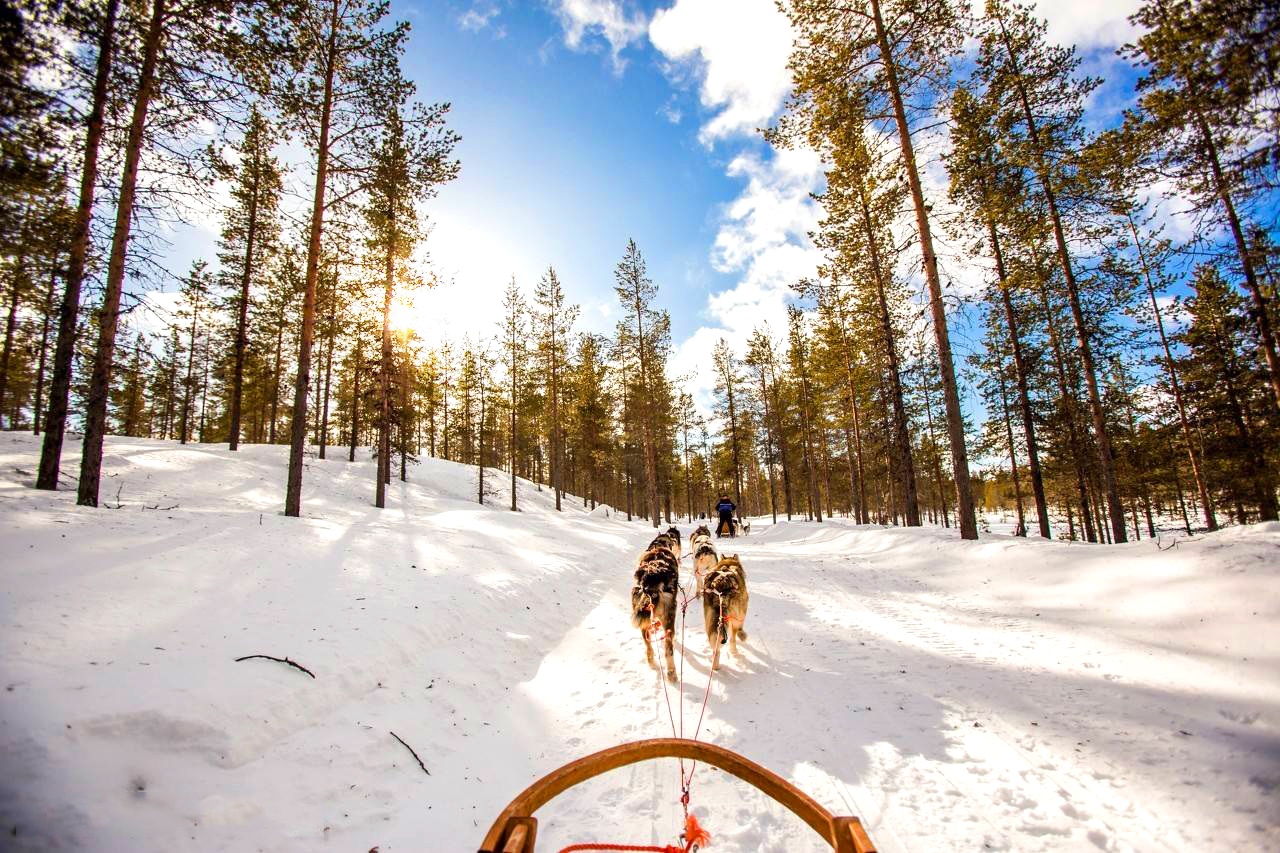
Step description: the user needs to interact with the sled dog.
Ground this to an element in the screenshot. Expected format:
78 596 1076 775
702 555 749 670
646 528 681 561
664 525 683 558
688 525 717 593
632 545 680 682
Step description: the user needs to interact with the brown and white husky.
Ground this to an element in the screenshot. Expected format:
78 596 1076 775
702 555 748 670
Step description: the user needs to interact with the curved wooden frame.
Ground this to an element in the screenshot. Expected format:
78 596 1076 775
478 738 876 853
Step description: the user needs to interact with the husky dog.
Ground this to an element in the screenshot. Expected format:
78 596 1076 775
647 529 681 560
632 545 680 682
702 555 749 670
665 526 683 558
688 525 717 593
740 519 751 536
689 524 712 552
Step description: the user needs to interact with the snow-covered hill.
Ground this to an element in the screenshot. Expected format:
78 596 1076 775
0 433 1276 852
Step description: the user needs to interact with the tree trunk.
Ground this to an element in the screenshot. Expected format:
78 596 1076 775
77 0 165 507
37 0 118 490
270 318 283 443
997 363 1026 535
1128 213 1217 530
794 341 822 522
319 265 336 459
349 335 361 462
228 166 261 451
870 0 976 538
921 377 949 528
0 238 27 424
197 336 210 441
284 0 339 517
179 288 199 443
33 266 57 435
509 342 518 512
1190 108 1280 412
377 201 395 509
1207 308 1278 520
632 294 658 527
755 369 780 524
768 361 794 519
982 189 1050 537
857 182 920 526
1037 271 1097 541
725 368 744 512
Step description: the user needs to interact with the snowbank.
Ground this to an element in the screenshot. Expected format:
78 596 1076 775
0 433 1276 851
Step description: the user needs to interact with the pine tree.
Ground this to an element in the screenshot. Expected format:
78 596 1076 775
948 84 1051 537
219 107 282 451
1176 266 1278 521
533 266 577 511
364 84 459 509
280 0 413 516
974 0 1128 541
76 0 273 505
176 260 212 443
712 337 746 513
777 0 978 537
787 305 823 521
1126 0 1280 412
500 277 525 511
36 0 118 490
614 239 667 527
570 332 613 510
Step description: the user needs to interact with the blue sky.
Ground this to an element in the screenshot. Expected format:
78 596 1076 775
148 0 1160 420
397 0 749 346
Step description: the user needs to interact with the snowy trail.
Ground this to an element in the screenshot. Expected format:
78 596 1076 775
1 434 1277 851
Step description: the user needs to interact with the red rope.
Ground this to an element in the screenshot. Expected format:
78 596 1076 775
640 562 720 851
555 840 686 845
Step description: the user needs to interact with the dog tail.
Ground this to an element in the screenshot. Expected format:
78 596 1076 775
718 618 728 645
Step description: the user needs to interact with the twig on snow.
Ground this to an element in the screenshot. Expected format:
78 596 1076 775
142 503 179 511
390 731 430 775
234 654 316 678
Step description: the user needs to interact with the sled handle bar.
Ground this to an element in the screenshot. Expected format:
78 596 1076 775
478 737 877 852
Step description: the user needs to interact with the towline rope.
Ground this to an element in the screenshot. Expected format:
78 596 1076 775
577 540 720 853
645 559 720 851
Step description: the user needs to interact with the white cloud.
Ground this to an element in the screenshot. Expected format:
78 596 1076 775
458 3 501 33
550 0 648 73
648 0 794 143
671 147 825 412
1036 0 1142 49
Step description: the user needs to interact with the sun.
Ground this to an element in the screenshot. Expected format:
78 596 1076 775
386 293 428 336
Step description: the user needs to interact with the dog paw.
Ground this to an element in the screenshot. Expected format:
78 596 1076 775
666 670 678 684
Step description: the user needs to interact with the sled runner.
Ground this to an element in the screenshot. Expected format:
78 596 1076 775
477 737 878 853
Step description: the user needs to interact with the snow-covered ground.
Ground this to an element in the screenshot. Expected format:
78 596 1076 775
1 433 1276 852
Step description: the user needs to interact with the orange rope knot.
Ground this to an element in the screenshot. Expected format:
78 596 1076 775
683 814 711 849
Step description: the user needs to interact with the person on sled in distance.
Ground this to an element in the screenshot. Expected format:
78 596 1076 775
715 494 736 537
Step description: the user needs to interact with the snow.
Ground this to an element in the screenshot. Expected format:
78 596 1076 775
1 432 1277 852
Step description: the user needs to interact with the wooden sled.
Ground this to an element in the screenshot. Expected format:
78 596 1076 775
478 737 877 853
